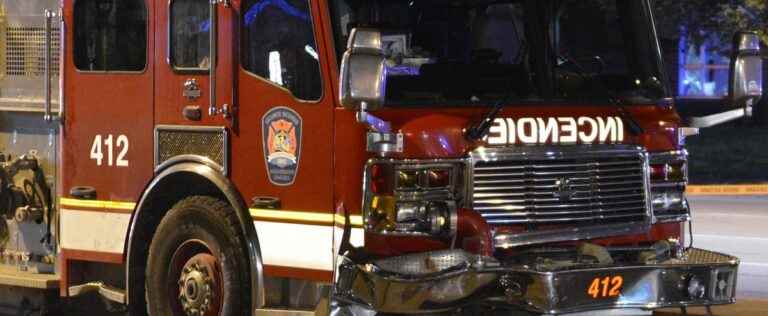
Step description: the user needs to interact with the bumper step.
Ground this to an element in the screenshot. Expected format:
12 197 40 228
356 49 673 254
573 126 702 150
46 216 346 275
335 248 739 314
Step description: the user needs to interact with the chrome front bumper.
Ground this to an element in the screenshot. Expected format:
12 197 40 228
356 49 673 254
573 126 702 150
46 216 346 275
333 248 738 314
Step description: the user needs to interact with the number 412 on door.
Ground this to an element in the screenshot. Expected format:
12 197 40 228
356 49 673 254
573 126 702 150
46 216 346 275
90 134 129 167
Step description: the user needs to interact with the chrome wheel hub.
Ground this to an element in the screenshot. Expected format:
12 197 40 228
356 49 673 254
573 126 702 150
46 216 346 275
178 256 216 316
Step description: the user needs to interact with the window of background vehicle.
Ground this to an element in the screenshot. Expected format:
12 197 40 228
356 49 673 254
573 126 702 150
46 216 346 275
241 0 322 101
170 0 210 70
74 0 147 71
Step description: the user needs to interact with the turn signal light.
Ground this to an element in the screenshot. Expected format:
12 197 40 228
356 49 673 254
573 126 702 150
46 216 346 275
397 170 419 189
650 163 686 182
395 168 454 190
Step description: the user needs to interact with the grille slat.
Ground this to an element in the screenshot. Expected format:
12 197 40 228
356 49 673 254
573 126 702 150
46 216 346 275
477 203 644 214
476 199 643 211
473 173 638 185
474 167 642 178
471 147 649 227
474 160 638 171
473 179 643 192
485 212 646 225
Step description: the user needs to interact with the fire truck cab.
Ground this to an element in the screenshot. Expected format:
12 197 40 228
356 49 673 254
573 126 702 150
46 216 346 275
0 0 763 315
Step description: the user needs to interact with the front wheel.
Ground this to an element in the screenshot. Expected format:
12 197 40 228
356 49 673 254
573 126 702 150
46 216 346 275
146 196 251 316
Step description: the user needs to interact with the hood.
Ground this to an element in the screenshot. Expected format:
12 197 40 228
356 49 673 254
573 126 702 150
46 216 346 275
374 103 682 159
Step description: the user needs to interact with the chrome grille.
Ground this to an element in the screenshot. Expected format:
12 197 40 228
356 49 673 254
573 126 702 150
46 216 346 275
471 146 649 227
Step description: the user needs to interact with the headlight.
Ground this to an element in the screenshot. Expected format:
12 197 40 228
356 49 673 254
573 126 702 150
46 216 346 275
649 150 689 222
364 161 463 237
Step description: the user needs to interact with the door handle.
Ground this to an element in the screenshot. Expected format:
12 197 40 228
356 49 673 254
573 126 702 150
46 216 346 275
43 9 56 122
208 0 234 120
208 103 232 118
208 0 219 118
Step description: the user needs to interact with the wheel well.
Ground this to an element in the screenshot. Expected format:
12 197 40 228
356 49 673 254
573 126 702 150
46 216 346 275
125 171 234 316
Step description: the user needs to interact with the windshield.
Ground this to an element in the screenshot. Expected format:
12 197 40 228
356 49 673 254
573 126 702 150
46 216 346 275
329 0 669 106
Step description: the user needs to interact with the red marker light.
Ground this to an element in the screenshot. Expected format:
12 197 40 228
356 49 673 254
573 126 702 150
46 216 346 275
370 164 393 194
650 164 667 181
427 169 451 188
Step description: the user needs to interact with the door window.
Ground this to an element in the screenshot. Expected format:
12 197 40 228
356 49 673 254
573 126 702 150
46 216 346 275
73 0 147 71
241 0 322 101
170 0 210 70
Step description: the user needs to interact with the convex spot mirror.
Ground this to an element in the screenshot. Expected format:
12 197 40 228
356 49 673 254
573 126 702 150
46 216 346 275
729 31 764 114
339 28 387 112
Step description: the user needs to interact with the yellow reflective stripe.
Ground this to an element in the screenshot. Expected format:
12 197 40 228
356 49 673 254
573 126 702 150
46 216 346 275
250 208 364 227
59 197 365 226
59 198 136 210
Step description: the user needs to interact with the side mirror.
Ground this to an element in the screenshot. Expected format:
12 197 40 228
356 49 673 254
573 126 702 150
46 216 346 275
689 32 763 128
729 31 763 113
339 28 387 112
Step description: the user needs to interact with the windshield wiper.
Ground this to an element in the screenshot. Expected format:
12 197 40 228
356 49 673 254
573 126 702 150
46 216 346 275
559 55 644 135
466 101 505 141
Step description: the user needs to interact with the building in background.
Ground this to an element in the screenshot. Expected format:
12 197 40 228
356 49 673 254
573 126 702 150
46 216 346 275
677 29 731 99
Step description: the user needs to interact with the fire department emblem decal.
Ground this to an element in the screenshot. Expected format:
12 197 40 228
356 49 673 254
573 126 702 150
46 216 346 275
262 107 302 186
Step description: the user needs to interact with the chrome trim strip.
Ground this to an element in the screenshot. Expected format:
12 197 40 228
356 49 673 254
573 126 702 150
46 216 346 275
493 221 649 248
156 154 224 174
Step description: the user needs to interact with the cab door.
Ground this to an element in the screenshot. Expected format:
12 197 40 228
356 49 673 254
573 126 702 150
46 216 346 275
231 0 336 280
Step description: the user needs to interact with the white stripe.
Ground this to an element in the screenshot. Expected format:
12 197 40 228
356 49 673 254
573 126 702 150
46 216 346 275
60 208 366 269
254 221 364 271
60 209 131 254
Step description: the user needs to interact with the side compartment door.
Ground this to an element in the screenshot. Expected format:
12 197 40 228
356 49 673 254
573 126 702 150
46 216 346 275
60 0 154 259
233 0 335 281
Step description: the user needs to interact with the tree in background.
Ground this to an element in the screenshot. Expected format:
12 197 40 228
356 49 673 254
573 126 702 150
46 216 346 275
654 0 768 50
655 0 768 51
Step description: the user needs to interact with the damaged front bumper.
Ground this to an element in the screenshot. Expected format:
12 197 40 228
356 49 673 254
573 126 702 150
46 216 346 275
334 248 738 314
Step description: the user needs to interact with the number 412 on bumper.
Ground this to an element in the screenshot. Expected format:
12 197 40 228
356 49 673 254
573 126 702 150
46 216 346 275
588 276 623 299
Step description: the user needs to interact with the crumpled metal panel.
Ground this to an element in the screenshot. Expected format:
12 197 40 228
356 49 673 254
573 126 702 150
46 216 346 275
373 249 475 277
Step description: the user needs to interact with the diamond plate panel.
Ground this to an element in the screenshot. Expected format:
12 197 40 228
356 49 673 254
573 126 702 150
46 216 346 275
156 127 227 172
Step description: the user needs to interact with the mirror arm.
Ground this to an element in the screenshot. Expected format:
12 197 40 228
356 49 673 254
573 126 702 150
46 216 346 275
688 107 751 128
356 102 391 133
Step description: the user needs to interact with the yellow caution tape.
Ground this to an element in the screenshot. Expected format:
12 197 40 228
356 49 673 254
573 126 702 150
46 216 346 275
687 184 768 196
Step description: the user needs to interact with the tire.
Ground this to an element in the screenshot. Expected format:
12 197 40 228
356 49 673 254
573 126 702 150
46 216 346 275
146 196 250 316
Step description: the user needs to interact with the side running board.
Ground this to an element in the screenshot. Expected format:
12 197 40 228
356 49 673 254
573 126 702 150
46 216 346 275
68 281 125 304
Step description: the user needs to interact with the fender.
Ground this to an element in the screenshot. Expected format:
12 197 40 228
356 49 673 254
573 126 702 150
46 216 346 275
124 155 264 312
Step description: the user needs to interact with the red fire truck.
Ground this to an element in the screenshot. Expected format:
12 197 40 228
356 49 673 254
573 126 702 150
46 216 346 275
0 0 763 315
